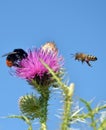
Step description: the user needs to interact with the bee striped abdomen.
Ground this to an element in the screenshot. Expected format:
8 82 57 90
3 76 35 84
86 55 97 61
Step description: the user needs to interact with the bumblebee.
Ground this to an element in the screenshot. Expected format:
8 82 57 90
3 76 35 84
2 48 28 67
73 53 97 66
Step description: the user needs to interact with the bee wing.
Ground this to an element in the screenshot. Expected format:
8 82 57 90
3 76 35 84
2 52 17 57
70 53 75 58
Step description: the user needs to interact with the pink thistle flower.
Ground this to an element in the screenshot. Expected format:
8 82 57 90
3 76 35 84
13 43 63 86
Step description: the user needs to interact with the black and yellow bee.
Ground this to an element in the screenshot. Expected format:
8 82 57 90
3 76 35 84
2 48 28 67
73 53 97 67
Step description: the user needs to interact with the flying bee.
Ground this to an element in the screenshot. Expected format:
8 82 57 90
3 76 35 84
2 48 28 67
72 53 97 67
41 42 58 53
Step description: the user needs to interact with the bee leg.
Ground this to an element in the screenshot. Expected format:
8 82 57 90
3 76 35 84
75 57 77 60
81 60 84 64
13 62 20 67
86 61 92 67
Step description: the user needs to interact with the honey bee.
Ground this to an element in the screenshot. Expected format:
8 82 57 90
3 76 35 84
42 42 58 53
73 53 97 67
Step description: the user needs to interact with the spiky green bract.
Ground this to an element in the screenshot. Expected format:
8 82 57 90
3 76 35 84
80 99 106 130
98 119 106 130
28 68 64 93
19 94 40 120
39 59 67 90
69 98 106 130
8 115 32 130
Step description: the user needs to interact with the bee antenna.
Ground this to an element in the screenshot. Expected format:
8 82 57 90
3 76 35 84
2 52 17 57
70 53 74 58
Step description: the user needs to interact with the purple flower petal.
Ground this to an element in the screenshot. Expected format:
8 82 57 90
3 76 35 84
14 47 63 80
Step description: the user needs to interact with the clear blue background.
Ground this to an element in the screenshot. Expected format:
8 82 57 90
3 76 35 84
0 0 106 130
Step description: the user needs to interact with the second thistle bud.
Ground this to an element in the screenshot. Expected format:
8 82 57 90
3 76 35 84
19 94 40 120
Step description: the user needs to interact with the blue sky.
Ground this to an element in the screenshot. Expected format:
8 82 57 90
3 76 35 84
0 0 106 130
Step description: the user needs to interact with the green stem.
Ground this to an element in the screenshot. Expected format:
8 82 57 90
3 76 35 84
61 83 74 130
39 89 50 130
28 125 33 130
40 122 47 130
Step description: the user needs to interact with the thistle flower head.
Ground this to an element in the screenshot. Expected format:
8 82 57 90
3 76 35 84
12 42 64 87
